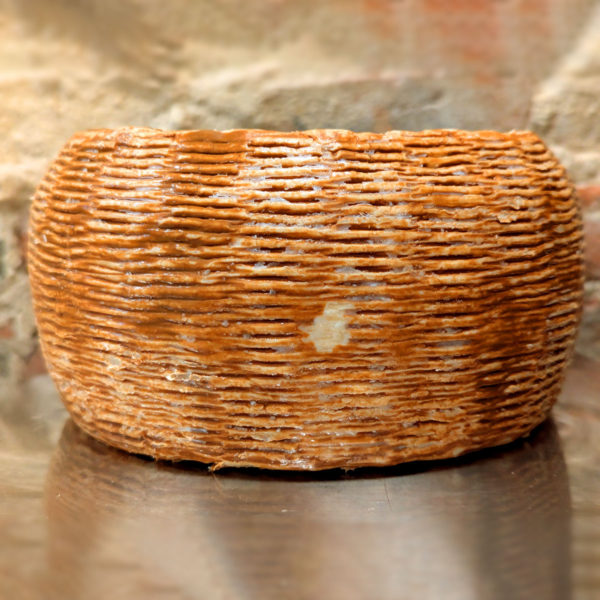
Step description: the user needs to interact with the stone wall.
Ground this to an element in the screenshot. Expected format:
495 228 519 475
1 0 600 389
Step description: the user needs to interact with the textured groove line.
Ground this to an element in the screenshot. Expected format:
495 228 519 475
28 128 584 470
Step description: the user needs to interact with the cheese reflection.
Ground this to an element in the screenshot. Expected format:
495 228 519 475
44 419 570 600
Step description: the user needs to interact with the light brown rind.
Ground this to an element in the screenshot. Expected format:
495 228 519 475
28 127 584 470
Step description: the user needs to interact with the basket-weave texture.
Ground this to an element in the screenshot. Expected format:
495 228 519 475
28 128 584 470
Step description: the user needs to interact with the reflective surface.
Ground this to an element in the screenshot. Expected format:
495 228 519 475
1 356 599 600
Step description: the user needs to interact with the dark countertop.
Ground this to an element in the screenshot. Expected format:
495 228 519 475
1 353 599 600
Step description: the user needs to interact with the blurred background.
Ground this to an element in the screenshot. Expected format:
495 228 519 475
1 1 600 598
1 0 600 393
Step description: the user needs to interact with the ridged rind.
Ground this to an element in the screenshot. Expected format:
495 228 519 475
28 127 584 470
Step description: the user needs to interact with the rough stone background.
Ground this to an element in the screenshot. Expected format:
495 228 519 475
1 0 600 391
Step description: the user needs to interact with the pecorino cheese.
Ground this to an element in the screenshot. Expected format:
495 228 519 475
28 127 584 470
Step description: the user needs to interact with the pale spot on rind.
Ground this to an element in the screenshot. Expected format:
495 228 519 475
300 301 352 353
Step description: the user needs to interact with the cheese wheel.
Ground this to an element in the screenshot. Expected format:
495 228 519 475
28 128 584 470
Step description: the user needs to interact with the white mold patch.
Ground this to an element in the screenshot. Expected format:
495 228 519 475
300 301 352 353
106 355 122 369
